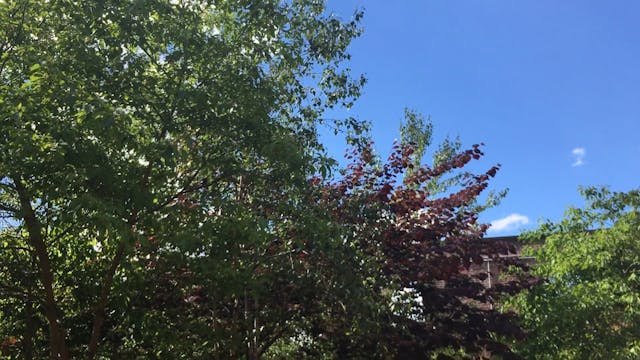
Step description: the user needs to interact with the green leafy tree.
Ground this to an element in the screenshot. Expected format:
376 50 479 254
0 0 364 358
507 187 640 359
399 108 507 209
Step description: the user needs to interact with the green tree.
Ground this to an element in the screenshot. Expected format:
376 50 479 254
399 108 507 209
507 187 640 359
0 0 364 358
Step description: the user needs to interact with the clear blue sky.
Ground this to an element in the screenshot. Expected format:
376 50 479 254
322 1 640 235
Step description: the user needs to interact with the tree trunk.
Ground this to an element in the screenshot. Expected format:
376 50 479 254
23 299 36 360
86 239 126 359
14 178 70 360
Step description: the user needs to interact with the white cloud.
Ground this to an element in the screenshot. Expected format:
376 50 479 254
571 147 586 167
488 213 529 233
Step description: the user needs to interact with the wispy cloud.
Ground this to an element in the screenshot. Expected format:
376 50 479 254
488 213 529 233
571 147 586 167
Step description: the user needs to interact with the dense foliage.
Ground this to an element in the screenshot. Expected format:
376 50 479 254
310 139 525 359
0 0 364 358
507 187 640 359
1 1 527 359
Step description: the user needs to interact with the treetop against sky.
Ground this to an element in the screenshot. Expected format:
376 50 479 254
324 0 640 235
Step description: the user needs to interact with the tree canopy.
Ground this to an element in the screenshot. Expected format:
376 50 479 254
1 1 524 359
1 0 365 358
507 187 640 359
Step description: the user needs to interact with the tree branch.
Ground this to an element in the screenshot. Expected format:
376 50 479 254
150 176 208 213
86 239 126 359
13 177 70 360
87 160 155 358
0 202 19 214
0 245 33 253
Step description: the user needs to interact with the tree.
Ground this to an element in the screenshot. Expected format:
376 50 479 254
506 187 640 359
1 1 528 358
399 108 508 210
0 0 364 358
302 135 526 359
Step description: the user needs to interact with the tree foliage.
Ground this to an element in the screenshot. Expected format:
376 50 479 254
0 1 526 359
507 187 640 359
304 138 526 359
399 108 507 210
0 0 364 358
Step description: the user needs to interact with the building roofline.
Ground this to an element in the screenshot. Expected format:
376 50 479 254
484 235 520 242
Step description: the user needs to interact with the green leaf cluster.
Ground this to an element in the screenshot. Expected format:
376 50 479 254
0 0 367 358
506 187 640 359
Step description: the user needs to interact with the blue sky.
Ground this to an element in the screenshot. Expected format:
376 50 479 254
322 1 640 235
